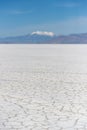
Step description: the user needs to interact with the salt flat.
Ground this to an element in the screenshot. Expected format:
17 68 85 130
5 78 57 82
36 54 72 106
0 44 87 130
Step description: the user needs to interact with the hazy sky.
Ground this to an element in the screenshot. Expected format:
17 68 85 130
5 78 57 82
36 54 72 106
0 0 87 36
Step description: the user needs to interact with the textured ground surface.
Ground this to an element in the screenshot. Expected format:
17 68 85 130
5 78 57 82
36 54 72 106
0 44 87 130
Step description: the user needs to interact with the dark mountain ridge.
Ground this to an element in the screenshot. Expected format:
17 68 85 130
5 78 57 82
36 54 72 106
0 33 87 43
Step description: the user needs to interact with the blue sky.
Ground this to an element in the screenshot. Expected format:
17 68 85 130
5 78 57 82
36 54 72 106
0 0 87 36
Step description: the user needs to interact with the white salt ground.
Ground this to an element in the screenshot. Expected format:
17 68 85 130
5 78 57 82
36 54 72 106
0 44 87 130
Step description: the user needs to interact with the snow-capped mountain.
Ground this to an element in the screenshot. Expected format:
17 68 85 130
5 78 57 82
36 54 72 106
1 31 87 43
0 31 55 43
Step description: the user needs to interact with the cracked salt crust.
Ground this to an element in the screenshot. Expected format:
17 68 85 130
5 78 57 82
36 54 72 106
0 44 87 130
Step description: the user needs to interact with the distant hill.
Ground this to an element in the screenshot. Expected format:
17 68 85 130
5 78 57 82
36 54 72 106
49 33 87 44
1 32 87 43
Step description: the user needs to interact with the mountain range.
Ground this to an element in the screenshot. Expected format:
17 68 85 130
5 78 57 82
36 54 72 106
1 32 87 44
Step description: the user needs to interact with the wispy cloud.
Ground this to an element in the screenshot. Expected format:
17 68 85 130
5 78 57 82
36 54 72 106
55 2 80 8
31 31 54 36
0 10 32 15
10 10 32 15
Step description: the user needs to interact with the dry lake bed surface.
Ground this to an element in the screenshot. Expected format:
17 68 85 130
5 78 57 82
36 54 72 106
0 44 87 130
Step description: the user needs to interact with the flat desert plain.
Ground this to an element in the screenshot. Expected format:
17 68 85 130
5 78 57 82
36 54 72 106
0 44 87 130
